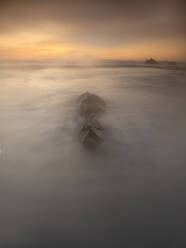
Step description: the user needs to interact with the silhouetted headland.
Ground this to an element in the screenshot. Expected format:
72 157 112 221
145 58 159 64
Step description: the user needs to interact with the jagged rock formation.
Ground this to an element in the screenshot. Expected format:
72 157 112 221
78 92 106 148
145 58 159 64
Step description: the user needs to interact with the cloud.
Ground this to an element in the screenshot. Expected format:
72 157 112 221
0 0 185 60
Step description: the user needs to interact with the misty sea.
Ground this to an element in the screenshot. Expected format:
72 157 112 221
0 65 186 247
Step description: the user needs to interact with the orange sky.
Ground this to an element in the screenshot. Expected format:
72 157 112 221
0 32 185 61
0 0 185 61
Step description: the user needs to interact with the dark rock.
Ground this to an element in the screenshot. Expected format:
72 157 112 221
145 58 159 64
78 92 106 148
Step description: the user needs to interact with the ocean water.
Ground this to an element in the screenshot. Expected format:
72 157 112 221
0 66 186 247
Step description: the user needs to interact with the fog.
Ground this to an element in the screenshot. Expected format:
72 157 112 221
0 66 186 247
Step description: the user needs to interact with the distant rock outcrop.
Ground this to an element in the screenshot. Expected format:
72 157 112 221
168 61 177 65
145 58 159 64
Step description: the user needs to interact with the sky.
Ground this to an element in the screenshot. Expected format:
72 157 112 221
0 0 185 61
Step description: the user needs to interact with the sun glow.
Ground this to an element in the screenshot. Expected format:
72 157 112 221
0 31 76 59
0 30 185 61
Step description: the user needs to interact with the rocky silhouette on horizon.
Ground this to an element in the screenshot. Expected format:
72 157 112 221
145 58 159 64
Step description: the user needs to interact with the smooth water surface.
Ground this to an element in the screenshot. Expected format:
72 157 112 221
0 66 186 247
